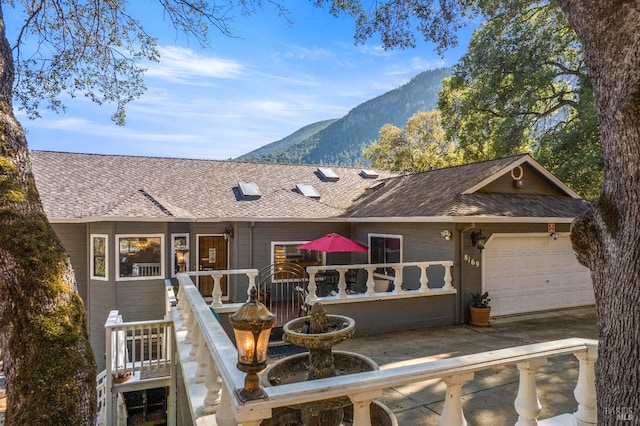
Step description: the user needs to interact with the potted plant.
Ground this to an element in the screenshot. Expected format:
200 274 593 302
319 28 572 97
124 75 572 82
469 291 491 327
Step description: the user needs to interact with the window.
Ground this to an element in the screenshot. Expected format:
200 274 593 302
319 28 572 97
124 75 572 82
171 234 189 277
116 234 164 280
369 234 402 265
296 183 320 198
272 242 324 270
239 182 261 199
91 234 108 280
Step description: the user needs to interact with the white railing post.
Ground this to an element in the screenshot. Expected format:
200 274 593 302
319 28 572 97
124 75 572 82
337 267 348 298
215 387 237 426
246 270 258 301
212 274 224 308
184 303 194 344
514 358 546 426
350 390 381 426
442 262 453 290
189 326 200 362
203 353 222 414
419 265 429 292
194 332 208 383
365 267 377 295
308 271 319 302
392 266 403 294
440 372 474 425
574 345 598 425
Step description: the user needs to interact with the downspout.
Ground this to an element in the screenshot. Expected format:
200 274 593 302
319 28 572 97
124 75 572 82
249 221 255 268
458 223 475 324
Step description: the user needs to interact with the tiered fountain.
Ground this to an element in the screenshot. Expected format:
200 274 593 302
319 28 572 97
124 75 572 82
261 303 397 426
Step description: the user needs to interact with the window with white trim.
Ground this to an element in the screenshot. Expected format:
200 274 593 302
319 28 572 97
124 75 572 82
116 234 164 280
90 234 108 280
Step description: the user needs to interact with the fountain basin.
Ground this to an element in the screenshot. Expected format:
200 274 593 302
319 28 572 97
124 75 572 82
283 314 355 349
262 350 378 386
261 350 397 426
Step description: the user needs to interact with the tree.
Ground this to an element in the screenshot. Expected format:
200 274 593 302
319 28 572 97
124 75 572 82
317 0 639 422
363 110 460 171
437 1 602 198
0 1 285 424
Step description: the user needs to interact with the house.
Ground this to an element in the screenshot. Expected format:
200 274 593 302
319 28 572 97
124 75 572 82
30 151 594 371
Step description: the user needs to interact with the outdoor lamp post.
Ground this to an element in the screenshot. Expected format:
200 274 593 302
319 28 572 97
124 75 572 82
229 287 276 401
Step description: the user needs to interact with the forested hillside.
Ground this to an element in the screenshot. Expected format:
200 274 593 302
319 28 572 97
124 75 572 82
237 119 337 160
243 68 451 166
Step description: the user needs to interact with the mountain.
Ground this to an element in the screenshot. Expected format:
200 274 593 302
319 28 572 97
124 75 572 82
237 119 338 160
239 67 451 166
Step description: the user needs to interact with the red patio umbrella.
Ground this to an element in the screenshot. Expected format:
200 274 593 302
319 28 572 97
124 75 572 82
297 233 368 252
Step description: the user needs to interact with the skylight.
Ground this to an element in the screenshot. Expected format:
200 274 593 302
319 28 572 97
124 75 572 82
238 182 261 199
366 181 385 190
296 183 321 198
317 167 340 182
361 169 379 178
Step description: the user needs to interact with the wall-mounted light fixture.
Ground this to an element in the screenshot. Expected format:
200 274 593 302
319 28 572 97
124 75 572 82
550 232 560 240
224 225 234 240
440 229 452 241
175 245 189 273
471 231 487 250
229 288 276 402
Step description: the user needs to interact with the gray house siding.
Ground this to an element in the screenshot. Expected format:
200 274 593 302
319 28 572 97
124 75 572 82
52 223 88 303
477 163 565 195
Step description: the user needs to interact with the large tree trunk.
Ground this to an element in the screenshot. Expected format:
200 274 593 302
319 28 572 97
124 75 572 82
0 6 97 426
558 1 640 423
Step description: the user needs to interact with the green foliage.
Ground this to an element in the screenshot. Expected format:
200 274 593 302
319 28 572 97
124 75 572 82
363 110 460 171
470 291 491 308
437 1 602 198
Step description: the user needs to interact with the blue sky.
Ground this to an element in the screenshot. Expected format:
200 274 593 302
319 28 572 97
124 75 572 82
7 2 474 160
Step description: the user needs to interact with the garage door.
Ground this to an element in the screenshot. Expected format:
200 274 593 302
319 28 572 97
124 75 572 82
483 234 594 316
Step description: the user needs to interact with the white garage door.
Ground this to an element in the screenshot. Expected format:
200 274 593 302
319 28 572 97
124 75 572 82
483 234 594 316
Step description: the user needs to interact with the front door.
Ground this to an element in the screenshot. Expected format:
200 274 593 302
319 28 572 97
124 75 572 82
197 235 228 299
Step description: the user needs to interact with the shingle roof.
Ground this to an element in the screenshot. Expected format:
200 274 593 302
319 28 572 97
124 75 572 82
30 151 591 222
344 155 592 219
30 151 397 221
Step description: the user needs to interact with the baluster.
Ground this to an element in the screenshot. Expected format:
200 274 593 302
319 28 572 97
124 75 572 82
350 391 381 426
203 353 222 414
189 326 200 362
442 262 453 290
308 271 319 302
392 266 403 293
212 274 224 308
246 271 258 301
194 333 208 383
419 265 429 292
440 372 474 426
214 387 237 425
514 358 546 425
574 345 597 425
184 304 194 344
365 267 376 295
337 267 348 298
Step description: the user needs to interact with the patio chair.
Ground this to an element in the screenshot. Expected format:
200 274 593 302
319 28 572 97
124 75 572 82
294 286 309 317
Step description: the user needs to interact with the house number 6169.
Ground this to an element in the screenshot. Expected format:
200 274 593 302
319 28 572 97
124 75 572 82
464 254 480 267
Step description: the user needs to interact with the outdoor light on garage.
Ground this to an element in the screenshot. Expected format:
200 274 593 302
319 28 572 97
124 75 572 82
471 231 487 250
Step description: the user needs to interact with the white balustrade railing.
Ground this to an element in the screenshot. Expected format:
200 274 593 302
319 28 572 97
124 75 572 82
306 260 454 302
185 269 258 308
171 271 598 426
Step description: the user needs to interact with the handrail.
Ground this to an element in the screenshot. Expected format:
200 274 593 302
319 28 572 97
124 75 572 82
171 271 598 425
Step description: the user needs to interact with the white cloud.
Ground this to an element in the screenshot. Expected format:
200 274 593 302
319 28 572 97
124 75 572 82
145 45 244 82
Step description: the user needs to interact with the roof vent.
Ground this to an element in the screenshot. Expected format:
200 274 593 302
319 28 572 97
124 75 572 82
238 182 261 199
296 183 321 199
360 169 379 178
317 167 339 182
